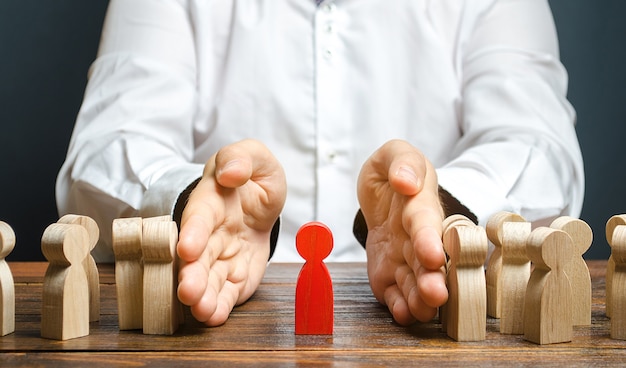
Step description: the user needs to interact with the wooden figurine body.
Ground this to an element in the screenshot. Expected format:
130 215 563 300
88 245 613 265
112 217 143 330
605 215 626 318
440 214 475 332
142 219 181 335
523 227 573 345
41 223 90 340
609 225 626 339
58 214 101 322
0 221 15 336
486 211 526 319
443 224 488 341
550 216 592 326
499 221 531 334
295 222 334 335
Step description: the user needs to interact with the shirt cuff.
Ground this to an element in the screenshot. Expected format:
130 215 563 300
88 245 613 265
139 164 205 220
436 167 513 226
352 186 477 249
149 164 281 260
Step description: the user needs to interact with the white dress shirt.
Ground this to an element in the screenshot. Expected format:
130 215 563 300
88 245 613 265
56 0 584 263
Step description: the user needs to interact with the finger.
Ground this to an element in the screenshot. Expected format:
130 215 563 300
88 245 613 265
178 164 225 261
189 286 219 324
383 284 417 326
366 252 399 305
358 140 426 198
215 139 286 229
177 260 209 306
411 298 439 323
414 220 446 271
403 198 446 271
394 265 440 323
187 260 230 323
386 147 426 196
178 212 211 261
214 154 253 189
395 264 418 311
215 139 285 191
205 260 229 303
416 266 448 308
178 214 228 266
205 281 240 326
177 238 226 305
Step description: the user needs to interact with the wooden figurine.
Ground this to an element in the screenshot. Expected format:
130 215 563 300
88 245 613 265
499 220 531 334
605 214 626 318
112 217 143 330
523 227 573 345
486 211 527 319
41 223 90 340
295 221 334 335
443 224 488 341
550 216 592 326
609 225 626 339
142 215 185 325
143 215 173 223
58 214 100 322
141 218 181 335
443 214 475 233
440 214 474 332
0 221 15 336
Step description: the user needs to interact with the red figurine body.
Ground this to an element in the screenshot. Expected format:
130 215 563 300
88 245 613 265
295 222 334 335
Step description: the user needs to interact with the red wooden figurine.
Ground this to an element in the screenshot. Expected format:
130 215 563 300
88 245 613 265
295 221 334 335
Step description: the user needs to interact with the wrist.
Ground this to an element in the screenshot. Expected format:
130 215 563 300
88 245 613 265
172 177 280 260
438 185 478 224
172 177 202 230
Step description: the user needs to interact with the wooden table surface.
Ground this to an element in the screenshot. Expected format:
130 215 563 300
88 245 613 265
1 260 625 367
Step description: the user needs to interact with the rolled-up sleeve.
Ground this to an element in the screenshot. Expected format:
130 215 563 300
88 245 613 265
55 0 203 261
436 0 584 226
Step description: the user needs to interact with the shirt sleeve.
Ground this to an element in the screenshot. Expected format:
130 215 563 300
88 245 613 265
55 0 203 261
436 0 584 227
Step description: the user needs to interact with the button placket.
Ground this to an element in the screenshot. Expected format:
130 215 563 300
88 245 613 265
316 2 336 66
313 1 356 236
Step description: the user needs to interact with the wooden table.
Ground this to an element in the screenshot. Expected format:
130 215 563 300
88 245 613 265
1 261 625 366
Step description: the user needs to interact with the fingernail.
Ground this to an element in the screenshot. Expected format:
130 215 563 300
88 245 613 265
396 166 419 186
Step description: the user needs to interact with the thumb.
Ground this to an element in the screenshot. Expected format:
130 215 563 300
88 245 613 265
214 138 287 207
359 139 427 197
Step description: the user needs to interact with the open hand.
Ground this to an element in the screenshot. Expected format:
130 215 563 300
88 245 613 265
357 139 448 325
176 139 286 326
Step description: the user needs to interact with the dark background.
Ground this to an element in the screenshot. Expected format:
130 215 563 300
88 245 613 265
0 1 624 261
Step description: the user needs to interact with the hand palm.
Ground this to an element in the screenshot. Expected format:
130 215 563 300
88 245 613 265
358 140 447 325
177 140 286 326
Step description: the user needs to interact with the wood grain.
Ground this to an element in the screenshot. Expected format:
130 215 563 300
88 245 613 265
57 215 101 323
443 224 487 341
523 228 573 344
40 224 90 340
485 212 527 319
111 217 143 330
141 219 181 335
499 221 531 335
605 214 626 318
610 225 626 339
551 216 593 326
0 221 15 336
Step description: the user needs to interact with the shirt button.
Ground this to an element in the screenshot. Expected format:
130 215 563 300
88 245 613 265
323 2 336 13
325 23 334 34
324 49 333 60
